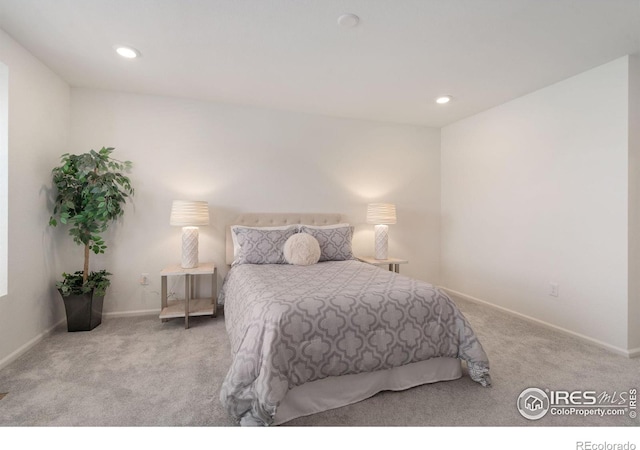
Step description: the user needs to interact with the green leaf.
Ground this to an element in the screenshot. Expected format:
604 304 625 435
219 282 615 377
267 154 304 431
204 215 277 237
48 147 134 269
56 270 111 297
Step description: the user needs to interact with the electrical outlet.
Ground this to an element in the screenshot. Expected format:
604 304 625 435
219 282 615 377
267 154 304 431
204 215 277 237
140 273 150 286
549 282 559 297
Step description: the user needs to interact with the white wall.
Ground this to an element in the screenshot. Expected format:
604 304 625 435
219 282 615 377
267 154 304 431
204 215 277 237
0 62 7 297
629 54 640 353
0 29 71 367
441 57 630 352
69 88 441 314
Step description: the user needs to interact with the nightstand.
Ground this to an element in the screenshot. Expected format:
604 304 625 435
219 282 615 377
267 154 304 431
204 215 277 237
356 256 408 273
159 262 217 329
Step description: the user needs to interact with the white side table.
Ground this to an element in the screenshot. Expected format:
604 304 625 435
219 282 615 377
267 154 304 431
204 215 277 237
159 262 217 329
356 256 408 273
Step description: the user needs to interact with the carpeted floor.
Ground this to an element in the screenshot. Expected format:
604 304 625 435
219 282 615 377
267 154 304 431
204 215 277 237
0 296 638 427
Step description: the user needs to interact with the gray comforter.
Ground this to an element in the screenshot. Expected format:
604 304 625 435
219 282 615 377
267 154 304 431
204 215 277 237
219 260 491 425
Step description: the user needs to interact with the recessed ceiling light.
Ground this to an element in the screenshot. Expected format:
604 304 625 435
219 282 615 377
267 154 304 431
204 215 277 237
115 46 140 59
337 13 359 28
436 95 453 104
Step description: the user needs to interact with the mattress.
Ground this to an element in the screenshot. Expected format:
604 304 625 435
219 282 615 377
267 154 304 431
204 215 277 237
219 259 491 426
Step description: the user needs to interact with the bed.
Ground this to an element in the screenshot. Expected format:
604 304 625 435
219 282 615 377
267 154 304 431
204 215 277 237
219 213 491 426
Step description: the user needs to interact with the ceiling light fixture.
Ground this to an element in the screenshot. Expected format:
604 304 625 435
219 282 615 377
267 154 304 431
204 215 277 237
115 46 140 59
337 13 360 28
436 95 453 104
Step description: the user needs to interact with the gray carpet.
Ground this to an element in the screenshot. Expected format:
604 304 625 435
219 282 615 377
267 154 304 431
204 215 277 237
0 296 638 427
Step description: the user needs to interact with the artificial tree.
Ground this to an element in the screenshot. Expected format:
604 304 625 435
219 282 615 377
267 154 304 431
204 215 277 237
49 147 133 330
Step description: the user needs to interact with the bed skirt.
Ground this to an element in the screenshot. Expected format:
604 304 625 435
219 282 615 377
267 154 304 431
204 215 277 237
273 356 462 425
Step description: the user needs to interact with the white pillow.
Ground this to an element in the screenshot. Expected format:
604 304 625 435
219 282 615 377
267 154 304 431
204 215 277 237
283 233 321 266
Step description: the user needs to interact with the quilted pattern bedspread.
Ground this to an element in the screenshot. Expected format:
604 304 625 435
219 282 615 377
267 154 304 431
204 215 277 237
219 260 491 425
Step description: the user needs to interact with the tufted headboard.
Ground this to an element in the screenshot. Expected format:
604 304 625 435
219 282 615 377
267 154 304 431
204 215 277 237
225 213 342 265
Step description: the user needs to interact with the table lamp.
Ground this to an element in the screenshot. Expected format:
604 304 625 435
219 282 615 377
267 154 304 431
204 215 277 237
366 203 397 260
170 200 210 268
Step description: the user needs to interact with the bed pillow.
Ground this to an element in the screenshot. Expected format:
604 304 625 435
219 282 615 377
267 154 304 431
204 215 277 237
230 224 299 260
300 223 354 262
231 225 298 266
283 233 321 266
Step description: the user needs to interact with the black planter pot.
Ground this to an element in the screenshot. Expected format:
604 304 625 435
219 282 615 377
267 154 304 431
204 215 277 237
59 289 104 332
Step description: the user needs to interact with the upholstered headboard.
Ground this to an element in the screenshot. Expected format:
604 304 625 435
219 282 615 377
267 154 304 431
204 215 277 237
225 213 342 265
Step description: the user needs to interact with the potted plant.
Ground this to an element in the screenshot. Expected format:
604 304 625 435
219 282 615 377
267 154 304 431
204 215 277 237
49 147 134 331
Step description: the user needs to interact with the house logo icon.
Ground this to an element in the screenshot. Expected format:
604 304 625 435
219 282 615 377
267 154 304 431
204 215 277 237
525 395 543 411
517 388 550 420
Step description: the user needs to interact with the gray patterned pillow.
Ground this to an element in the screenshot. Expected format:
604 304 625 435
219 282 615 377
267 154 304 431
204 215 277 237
232 225 298 266
300 224 354 262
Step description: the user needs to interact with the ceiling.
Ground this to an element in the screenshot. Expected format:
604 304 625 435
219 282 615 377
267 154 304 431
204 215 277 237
0 0 638 127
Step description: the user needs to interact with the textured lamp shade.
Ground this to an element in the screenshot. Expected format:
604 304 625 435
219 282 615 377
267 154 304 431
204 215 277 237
366 203 397 225
366 203 397 260
170 200 210 227
170 200 210 268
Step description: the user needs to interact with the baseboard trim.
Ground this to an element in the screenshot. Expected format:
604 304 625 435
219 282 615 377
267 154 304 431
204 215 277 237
441 287 638 359
0 318 66 371
627 347 640 358
103 309 159 319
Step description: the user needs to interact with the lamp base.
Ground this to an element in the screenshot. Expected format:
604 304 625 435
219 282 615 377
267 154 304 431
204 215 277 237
181 227 199 269
374 224 389 260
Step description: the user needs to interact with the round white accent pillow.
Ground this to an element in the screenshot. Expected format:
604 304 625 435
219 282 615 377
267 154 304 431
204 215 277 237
283 233 321 265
